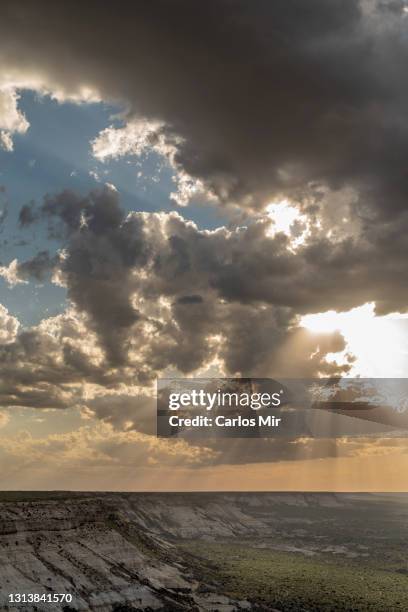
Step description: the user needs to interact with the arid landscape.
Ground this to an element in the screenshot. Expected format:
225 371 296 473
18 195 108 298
0 492 407 611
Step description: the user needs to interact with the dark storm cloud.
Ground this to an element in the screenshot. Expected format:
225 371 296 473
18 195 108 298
0 0 407 215
0 329 77 409
0 188 369 466
133 207 408 316
3 0 408 318
12 187 408 382
0 312 149 411
38 188 149 366
2 189 358 418
177 295 204 305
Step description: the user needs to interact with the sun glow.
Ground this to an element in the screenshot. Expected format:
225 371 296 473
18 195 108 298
266 200 313 249
301 303 408 377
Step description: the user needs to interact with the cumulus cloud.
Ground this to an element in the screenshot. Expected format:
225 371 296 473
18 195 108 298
12 188 358 375
0 185 356 432
12 184 408 384
0 422 216 472
0 304 19 344
0 405 401 474
6 181 408 420
92 120 208 206
0 309 97 410
0 131 13 152
92 120 170 161
0 259 27 287
0 187 357 436
0 87 29 151
0 252 56 287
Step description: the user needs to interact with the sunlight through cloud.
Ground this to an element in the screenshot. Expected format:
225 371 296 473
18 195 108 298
301 303 408 377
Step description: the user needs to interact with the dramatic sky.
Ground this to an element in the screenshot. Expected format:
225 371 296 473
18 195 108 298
0 0 407 490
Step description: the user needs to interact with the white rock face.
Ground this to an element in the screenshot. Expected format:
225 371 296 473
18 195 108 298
0 492 287 611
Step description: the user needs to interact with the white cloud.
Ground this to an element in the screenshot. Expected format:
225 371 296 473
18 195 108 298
0 87 29 151
92 120 209 206
89 169 100 181
0 303 19 344
0 259 27 287
0 130 13 151
92 119 170 160
0 73 101 152
170 170 208 206
0 421 216 469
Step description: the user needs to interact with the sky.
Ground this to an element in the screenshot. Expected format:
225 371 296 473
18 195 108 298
0 0 407 491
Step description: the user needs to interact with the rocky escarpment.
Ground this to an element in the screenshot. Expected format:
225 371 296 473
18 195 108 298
0 494 256 612
118 492 348 540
